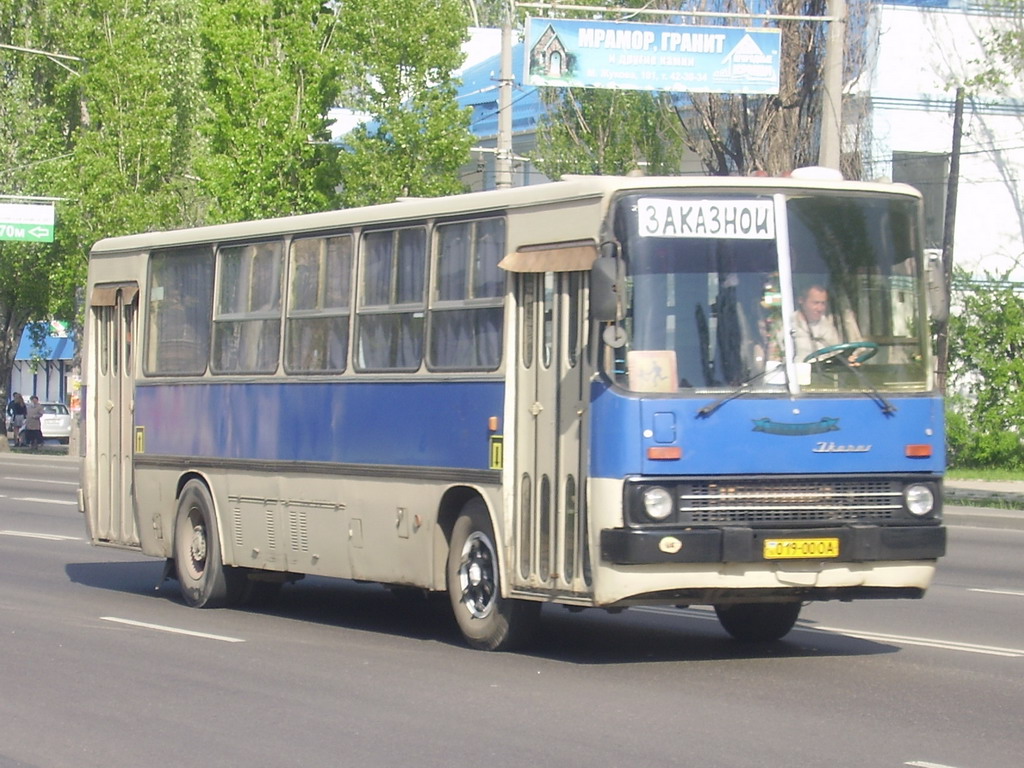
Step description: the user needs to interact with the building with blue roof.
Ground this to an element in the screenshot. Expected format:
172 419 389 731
10 322 75 405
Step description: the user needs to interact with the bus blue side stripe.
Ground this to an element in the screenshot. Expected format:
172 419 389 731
134 379 504 470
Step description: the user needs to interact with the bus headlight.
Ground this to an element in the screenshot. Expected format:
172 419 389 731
642 486 675 521
904 484 935 516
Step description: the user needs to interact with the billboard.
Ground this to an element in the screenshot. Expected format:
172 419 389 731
525 17 781 95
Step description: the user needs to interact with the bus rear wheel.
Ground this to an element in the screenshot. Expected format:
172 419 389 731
173 480 244 608
714 602 802 642
447 500 539 651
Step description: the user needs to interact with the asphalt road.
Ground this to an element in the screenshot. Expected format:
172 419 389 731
1 454 1022 768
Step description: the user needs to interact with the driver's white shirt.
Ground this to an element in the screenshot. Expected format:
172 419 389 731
791 311 843 361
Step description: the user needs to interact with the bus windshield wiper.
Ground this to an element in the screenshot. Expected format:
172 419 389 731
697 357 896 419
697 367 775 418
834 357 898 416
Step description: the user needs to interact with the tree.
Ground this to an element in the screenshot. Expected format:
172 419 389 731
946 275 1024 469
196 0 345 223
535 89 686 178
1 0 89 414
968 0 1024 90
676 0 850 177
54 0 209 297
1 0 210 417
465 0 509 27
333 0 474 207
0 0 479 416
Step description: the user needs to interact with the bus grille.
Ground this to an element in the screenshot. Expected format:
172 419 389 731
679 478 903 524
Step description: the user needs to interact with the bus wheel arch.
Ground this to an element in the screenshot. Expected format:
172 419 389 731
445 496 540 651
173 477 244 608
434 486 480 590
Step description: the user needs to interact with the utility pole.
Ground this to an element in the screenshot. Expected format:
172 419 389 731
495 9 514 189
818 0 846 171
935 86 964 394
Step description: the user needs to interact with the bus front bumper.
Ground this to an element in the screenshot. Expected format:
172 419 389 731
600 523 946 565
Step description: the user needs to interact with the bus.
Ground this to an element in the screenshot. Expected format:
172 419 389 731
81 171 946 651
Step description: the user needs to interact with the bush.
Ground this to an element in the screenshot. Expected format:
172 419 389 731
946 277 1024 470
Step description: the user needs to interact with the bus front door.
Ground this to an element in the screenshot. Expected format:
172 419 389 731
514 272 590 597
85 282 141 549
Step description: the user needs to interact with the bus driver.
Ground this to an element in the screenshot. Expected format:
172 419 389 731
789 284 862 361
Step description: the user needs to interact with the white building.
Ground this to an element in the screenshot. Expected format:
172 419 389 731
865 1 1024 281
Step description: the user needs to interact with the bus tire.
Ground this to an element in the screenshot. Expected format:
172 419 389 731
714 602 802 642
173 480 244 608
447 500 539 651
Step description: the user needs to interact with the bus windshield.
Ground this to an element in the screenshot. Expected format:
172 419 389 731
608 191 929 395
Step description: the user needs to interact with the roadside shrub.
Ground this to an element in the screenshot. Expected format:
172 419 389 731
946 277 1024 470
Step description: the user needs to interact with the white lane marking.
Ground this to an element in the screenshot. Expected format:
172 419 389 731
968 588 1024 597
639 606 716 621
101 617 245 643
809 626 1024 658
2 477 79 486
905 762 963 768
0 530 81 541
634 606 1024 657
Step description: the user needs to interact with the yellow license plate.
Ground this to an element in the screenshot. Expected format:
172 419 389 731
763 537 840 559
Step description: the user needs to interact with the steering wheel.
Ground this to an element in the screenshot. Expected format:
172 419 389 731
803 341 878 365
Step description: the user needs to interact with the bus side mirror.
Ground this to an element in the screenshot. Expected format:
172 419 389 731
591 254 624 322
925 249 948 322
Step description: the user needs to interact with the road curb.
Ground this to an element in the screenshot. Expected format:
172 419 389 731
943 507 1024 530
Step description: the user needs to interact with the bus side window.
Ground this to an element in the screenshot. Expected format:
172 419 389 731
212 241 284 374
145 246 214 376
429 217 505 371
285 234 352 373
356 227 427 371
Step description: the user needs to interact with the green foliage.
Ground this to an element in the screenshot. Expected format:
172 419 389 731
967 1 1024 90
50 0 209 319
1 0 86 385
464 0 509 27
333 0 473 206
946 276 1024 469
534 89 685 177
196 0 343 222
1 0 477 388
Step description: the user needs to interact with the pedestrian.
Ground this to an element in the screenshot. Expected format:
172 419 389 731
22 395 44 451
7 392 27 446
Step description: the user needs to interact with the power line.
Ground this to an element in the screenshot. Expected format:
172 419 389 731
0 42 83 76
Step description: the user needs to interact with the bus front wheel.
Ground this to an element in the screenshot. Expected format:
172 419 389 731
173 480 244 608
446 500 539 651
714 602 801 642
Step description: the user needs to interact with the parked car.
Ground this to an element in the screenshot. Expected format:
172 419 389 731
40 402 72 443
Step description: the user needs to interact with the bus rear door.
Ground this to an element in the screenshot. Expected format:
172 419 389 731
85 282 141 549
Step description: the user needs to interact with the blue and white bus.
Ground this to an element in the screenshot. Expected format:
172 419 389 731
81 171 946 650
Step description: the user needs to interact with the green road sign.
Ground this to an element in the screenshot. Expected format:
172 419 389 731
0 202 55 243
